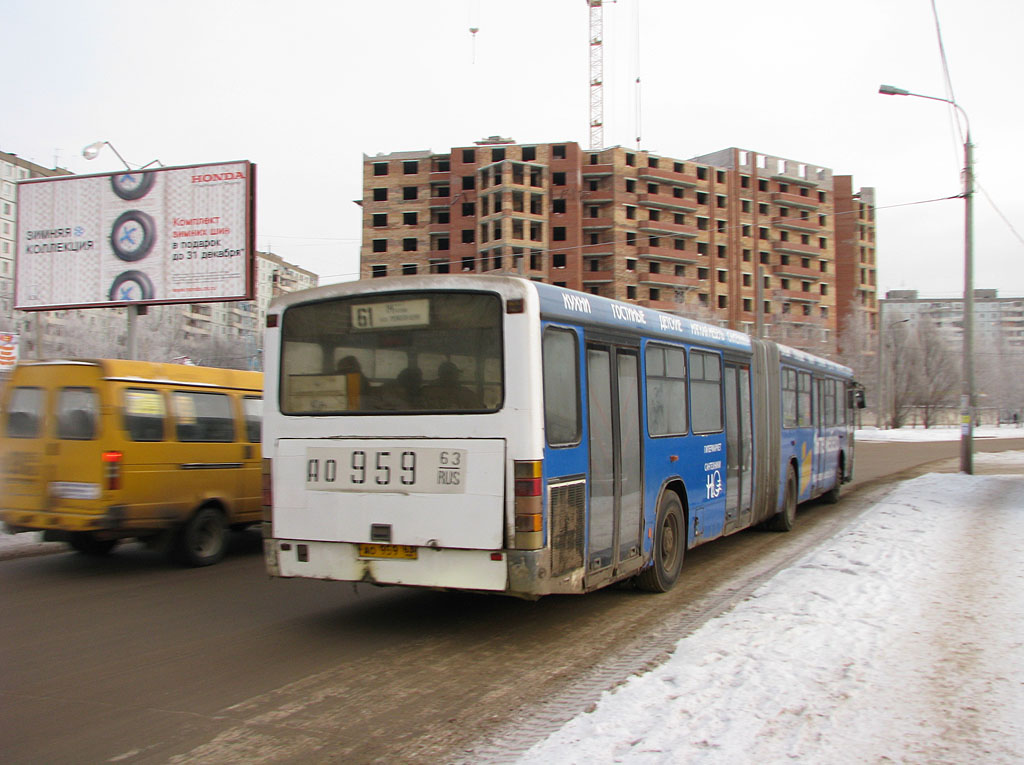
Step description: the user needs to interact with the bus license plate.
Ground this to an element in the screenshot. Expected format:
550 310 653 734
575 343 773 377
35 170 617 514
306 447 466 493
358 543 418 560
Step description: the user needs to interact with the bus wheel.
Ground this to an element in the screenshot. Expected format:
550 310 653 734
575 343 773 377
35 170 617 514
823 461 843 505
767 466 798 532
68 532 118 556
634 491 685 593
175 506 227 567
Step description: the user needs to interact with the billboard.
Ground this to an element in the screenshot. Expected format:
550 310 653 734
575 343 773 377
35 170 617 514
15 160 255 310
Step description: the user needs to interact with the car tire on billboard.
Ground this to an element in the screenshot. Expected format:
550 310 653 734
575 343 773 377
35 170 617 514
110 172 155 201
108 270 155 302
110 210 156 262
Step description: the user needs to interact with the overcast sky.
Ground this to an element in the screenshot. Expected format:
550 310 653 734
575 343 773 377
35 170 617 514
4 0 1022 298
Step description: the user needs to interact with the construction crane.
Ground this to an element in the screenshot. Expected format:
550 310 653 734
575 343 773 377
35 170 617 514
587 1 605 150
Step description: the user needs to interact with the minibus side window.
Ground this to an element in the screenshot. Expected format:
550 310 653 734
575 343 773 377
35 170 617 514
123 388 166 441
243 396 262 443
173 392 235 442
5 387 44 438
57 387 99 440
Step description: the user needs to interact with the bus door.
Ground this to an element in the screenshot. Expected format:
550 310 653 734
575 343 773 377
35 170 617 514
723 362 754 532
812 377 831 494
585 341 642 583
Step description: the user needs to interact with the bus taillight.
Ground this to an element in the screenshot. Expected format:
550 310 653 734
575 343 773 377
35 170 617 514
101 451 122 491
261 458 273 523
513 460 543 549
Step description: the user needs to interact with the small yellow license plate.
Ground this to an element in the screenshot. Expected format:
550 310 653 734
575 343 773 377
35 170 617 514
358 543 418 560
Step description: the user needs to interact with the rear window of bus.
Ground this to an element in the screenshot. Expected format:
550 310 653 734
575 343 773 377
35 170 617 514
279 291 503 415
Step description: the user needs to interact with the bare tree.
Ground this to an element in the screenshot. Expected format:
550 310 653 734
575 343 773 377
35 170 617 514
911 318 958 428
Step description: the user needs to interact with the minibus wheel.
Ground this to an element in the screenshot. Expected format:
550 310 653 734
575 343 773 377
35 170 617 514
634 490 686 593
68 532 118 556
175 506 227 567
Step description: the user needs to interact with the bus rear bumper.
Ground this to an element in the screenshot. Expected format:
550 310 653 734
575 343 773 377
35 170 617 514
265 538 509 592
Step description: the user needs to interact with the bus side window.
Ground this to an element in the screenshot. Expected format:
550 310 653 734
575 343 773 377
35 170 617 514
782 369 798 429
57 387 100 440
542 327 581 446
690 350 723 434
123 388 166 441
797 372 812 427
5 387 44 439
173 392 235 442
646 344 688 436
243 396 262 443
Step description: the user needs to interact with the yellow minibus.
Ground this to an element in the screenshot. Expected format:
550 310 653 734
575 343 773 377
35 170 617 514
0 359 262 566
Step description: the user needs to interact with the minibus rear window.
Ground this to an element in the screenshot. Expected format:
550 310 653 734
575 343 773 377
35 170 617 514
5 387 43 438
57 387 99 440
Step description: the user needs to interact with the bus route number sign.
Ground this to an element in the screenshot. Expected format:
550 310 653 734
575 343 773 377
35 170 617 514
305 446 466 494
351 299 429 329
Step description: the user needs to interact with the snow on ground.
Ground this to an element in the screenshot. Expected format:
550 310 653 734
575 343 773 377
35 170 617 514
854 424 1024 442
518 452 1024 764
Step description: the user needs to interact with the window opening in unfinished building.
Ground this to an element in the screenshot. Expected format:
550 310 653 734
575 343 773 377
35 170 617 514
553 199 566 214
403 212 418 225
371 265 387 278
492 148 505 162
462 256 475 272
403 238 417 252
522 146 537 161
403 161 419 174
372 213 387 227
372 239 387 253
553 252 566 268
373 162 388 176
403 263 417 275
462 149 476 163
553 145 567 159
626 153 635 166
373 188 387 201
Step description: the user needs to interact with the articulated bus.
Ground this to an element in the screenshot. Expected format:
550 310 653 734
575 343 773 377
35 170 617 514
262 275 862 597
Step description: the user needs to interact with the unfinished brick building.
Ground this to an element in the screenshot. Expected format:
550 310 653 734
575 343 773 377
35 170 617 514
358 138 876 353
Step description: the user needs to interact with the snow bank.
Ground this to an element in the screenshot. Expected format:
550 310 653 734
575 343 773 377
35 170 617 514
518 459 1024 763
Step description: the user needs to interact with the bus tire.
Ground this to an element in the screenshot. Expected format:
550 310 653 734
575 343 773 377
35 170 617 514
634 491 686 593
68 532 118 556
823 460 843 505
767 465 798 532
174 506 227 567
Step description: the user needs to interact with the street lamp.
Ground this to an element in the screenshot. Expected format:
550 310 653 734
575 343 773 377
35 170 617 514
879 83 975 474
82 140 163 170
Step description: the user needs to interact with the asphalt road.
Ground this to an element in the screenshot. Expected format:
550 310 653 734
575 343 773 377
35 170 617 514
2 438 1022 764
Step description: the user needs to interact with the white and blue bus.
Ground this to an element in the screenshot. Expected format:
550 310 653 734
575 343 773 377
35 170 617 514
262 275 862 597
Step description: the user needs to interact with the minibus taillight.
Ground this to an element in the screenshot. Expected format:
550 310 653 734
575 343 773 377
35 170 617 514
513 460 543 550
262 458 273 523
101 451 122 491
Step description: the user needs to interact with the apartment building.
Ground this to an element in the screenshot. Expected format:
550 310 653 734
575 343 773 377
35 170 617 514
358 139 877 353
0 150 71 328
881 289 1024 350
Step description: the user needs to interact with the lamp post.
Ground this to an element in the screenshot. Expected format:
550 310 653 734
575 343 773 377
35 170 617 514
879 84 974 474
82 141 163 170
